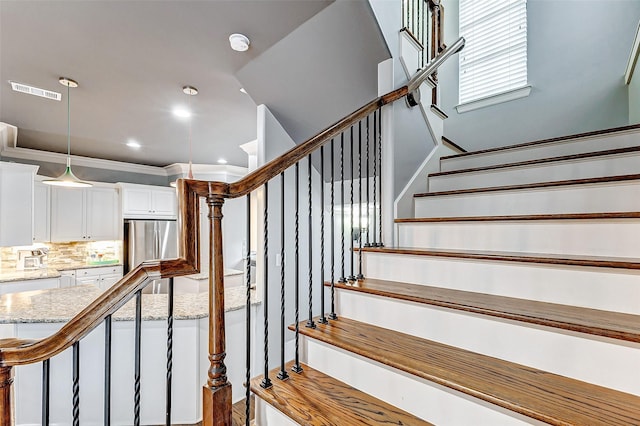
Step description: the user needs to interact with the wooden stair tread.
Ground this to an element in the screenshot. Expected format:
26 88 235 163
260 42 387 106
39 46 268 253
432 145 640 177
395 212 640 223
441 123 640 160
414 173 640 198
250 361 432 425
331 278 640 342
292 318 640 425
359 246 640 270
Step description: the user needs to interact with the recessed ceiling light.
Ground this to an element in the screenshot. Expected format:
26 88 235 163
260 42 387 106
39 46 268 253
229 33 250 52
173 107 191 119
239 87 247 94
127 139 141 149
217 158 228 164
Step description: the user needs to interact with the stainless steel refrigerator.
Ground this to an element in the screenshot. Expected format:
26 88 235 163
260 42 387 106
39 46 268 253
124 219 177 294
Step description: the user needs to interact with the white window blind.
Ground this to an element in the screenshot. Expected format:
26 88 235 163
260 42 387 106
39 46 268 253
459 0 528 105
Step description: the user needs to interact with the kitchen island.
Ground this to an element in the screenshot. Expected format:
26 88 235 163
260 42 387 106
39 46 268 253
0 284 257 425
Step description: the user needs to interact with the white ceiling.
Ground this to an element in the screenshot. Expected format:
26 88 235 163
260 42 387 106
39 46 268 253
0 0 333 168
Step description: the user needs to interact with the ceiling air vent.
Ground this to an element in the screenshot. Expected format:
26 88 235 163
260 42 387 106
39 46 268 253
9 81 61 101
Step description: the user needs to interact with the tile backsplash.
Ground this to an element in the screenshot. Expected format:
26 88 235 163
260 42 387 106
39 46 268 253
0 241 121 269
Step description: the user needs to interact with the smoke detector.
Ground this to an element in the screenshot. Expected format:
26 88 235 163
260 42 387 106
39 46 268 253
9 81 61 101
229 33 250 52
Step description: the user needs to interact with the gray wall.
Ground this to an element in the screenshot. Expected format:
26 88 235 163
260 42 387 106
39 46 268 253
440 0 640 151
630 68 640 124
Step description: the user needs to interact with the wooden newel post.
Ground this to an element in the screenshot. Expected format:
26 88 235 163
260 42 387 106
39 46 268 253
203 194 232 426
0 366 14 426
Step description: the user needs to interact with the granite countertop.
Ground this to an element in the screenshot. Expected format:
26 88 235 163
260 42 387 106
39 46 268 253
0 284 257 324
0 262 122 284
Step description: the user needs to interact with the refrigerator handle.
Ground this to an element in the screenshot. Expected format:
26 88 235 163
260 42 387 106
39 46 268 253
155 222 160 260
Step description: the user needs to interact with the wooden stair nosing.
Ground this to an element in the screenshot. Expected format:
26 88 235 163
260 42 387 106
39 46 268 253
250 361 433 426
432 145 640 178
291 317 640 426
359 246 640 270
395 212 640 223
414 173 640 198
441 123 640 161
329 278 640 343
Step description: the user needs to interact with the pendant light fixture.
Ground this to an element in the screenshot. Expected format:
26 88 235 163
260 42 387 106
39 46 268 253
183 85 198 179
44 77 92 188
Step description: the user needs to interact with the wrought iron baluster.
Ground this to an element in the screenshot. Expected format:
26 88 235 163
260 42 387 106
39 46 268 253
42 359 49 426
277 172 289 381
134 290 142 426
104 315 112 426
166 277 174 426
292 163 303 374
245 193 252 425
378 107 384 247
365 116 371 248
339 133 346 283
72 342 80 426
260 182 272 389
358 120 364 280
349 126 355 281
319 146 328 324
306 154 316 328
372 111 378 246
329 139 337 320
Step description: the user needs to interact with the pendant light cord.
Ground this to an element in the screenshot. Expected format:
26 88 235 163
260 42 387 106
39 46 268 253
188 92 193 179
66 82 71 167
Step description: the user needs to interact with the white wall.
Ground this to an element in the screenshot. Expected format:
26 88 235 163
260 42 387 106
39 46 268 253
440 0 640 151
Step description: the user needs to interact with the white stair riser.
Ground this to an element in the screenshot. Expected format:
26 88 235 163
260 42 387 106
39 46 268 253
336 289 640 396
414 180 640 217
361 252 640 314
303 338 546 426
440 131 640 172
397 220 640 258
431 152 640 192
255 398 298 426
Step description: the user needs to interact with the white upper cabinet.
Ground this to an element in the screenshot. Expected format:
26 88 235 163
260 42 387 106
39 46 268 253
50 186 120 242
119 183 177 219
0 163 38 247
33 181 50 243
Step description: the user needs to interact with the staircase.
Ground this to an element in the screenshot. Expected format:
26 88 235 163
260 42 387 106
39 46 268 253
251 125 640 425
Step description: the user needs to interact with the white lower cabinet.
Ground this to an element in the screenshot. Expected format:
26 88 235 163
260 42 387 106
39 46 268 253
75 265 123 291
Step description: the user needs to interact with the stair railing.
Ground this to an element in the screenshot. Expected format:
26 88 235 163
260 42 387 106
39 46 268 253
0 37 463 426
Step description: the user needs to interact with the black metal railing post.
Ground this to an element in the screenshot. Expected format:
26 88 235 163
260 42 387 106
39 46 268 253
260 182 272 389
319 146 328 324
42 359 49 426
134 290 142 426
277 173 290 381
339 133 346 283
165 277 174 426
329 139 338 320
245 193 252 425
306 155 317 328
349 126 356 282
357 120 364 280
292 163 303 374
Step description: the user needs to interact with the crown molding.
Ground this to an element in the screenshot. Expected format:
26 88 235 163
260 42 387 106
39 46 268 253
0 146 168 176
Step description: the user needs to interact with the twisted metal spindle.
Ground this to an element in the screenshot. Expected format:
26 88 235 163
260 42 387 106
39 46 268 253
349 126 355 281
72 342 80 426
104 315 112 426
378 108 384 247
292 163 303 374
277 173 290 381
365 115 371 248
166 278 174 426
329 139 338 320
42 359 50 426
339 133 346 283
134 290 141 426
245 193 252 424
372 110 378 247
319 146 328 324
357 120 364 280
306 154 316 328
260 182 272 389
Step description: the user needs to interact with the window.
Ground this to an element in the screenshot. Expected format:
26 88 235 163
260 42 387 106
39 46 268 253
458 0 528 109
